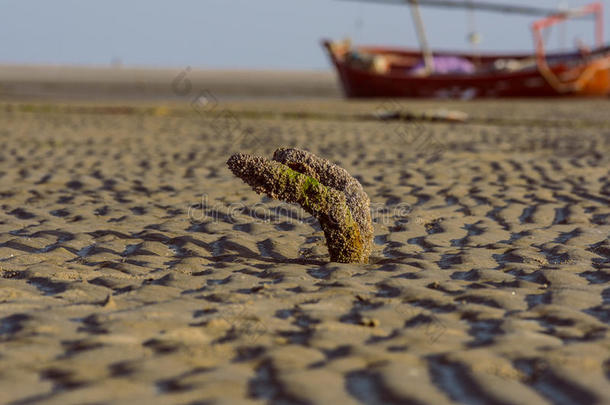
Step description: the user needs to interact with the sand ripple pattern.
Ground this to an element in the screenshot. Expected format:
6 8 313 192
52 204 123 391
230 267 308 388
0 101 609 404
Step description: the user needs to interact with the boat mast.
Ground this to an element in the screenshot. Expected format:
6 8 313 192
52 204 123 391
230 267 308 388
409 0 435 74
341 0 565 16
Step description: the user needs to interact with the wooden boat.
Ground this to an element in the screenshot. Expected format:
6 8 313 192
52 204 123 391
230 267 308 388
323 1 610 98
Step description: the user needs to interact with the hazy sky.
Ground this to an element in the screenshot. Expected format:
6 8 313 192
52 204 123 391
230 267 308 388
1 0 608 69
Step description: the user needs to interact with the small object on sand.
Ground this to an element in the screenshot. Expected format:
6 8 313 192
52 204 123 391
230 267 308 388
422 108 469 123
227 148 373 264
372 108 468 123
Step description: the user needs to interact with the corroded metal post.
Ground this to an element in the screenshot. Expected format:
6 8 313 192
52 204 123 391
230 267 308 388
227 148 373 263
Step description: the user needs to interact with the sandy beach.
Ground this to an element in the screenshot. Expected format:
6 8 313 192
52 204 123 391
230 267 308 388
0 65 339 101
0 69 609 404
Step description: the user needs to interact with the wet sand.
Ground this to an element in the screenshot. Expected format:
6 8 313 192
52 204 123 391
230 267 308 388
0 92 609 404
0 65 339 101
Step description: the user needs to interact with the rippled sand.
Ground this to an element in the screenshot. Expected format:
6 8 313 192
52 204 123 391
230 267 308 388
0 98 608 404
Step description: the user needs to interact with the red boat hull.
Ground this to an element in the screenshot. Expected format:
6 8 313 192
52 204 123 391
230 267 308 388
322 41 610 99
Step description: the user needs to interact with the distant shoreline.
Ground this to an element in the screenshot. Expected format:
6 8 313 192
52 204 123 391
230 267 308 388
0 64 341 102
